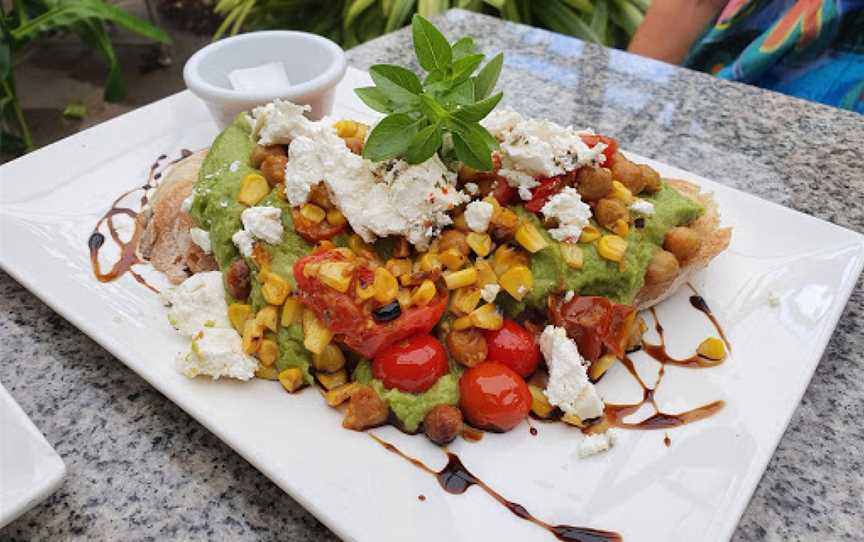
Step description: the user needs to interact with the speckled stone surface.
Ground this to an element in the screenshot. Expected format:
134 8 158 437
2 9 862 542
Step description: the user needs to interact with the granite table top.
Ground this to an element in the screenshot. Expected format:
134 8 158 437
2 9 862 542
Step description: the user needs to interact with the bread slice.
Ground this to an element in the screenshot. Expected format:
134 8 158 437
633 179 732 309
137 150 218 284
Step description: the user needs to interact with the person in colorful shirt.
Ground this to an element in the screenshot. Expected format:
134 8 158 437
628 0 864 113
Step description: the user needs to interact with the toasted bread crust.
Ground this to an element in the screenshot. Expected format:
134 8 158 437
634 179 731 309
138 150 217 284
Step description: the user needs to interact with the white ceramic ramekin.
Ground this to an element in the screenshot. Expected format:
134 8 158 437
183 31 347 127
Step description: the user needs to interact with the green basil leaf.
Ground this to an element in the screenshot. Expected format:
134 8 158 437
370 64 422 104
442 78 474 107
453 91 502 122
451 53 484 83
404 123 442 164
451 36 476 60
424 68 447 85
362 113 419 162
354 86 393 113
419 93 450 121
411 14 452 72
474 52 503 99
452 131 493 172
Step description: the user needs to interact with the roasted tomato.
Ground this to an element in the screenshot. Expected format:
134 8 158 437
484 320 540 377
524 170 576 213
294 250 448 358
579 134 619 168
373 334 449 393
459 362 531 432
548 295 636 361
291 208 346 242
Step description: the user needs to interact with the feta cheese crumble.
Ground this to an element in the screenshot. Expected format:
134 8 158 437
540 325 604 420
541 187 592 243
166 271 231 337
189 227 212 254
563 290 575 303
232 230 254 258
464 182 479 195
629 199 655 217
465 201 494 232
249 100 326 146
481 108 607 200
480 283 501 303
240 206 284 244
578 431 617 458
176 328 257 381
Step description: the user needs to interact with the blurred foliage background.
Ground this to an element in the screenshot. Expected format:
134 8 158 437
212 0 650 50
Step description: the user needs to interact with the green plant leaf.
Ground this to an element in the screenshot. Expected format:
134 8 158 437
0 42 10 80
11 0 170 43
561 0 593 14
534 0 602 43
450 36 476 60
419 93 449 121
473 52 502 99
590 0 608 44
609 0 643 36
63 102 87 119
442 77 474 106
454 91 502 122
72 19 126 101
404 122 442 163
344 0 376 30
370 64 422 104
362 113 420 162
411 14 452 72
452 131 492 171
450 53 484 83
384 0 416 32
354 86 393 113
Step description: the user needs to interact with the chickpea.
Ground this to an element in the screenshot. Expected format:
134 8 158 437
446 329 488 367
645 250 680 285
575 166 613 201
439 229 470 256
224 258 251 300
639 164 662 194
342 385 388 431
663 227 702 262
424 405 463 445
594 198 629 229
489 207 519 243
611 153 646 195
250 144 286 168
260 154 288 187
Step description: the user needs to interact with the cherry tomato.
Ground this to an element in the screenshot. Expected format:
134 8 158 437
294 250 448 358
373 335 449 393
524 170 576 213
459 362 531 432
475 174 516 205
484 320 540 377
579 134 619 168
291 208 346 242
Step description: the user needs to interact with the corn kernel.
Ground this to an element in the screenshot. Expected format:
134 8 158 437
255 365 279 380
348 234 372 256
396 288 412 309
579 225 601 243
515 223 547 253
386 258 412 278
492 245 525 275
261 271 291 305
589 353 617 381
251 242 272 272
356 280 376 301
469 303 503 330
561 413 584 427
238 173 269 206
242 319 264 354
697 337 726 361
610 180 634 204
451 286 481 315
499 265 533 301
281 298 302 327
334 119 359 138
325 208 347 227
318 261 354 293
313 343 346 373
278 367 305 393
373 267 399 303
444 267 478 290
318 369 348 391
528 385 554 418
325 382 361 407
612 218 629 237
258 339 279 367
419 252 442 272
597 235 628 263
561 244 583 269
299 203 326 224
475 258 497 287
228 303 252 332
302 309 333 355
411 280 436 307
255 305 279 332
482 195 501 213
452 212 469 232
491 207 519 231
466 232 492 257
439 248 466 271
452 315 473 331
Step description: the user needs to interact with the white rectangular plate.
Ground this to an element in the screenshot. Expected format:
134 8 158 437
1 68 862 542
0 383 66 528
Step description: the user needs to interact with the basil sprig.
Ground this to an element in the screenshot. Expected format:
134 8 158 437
355 14 503 172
